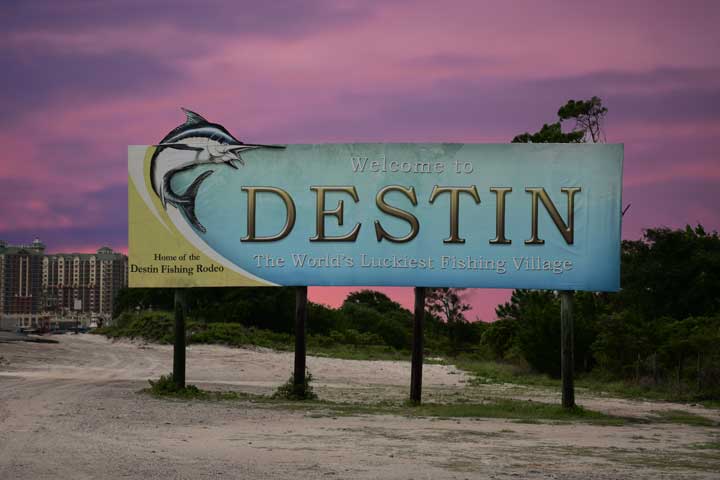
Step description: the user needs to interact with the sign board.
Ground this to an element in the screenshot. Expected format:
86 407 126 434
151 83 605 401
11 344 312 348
73 299 82 311
128 111 623 291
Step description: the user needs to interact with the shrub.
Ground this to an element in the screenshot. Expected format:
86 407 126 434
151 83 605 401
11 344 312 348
272 369 317 400
148 373 202 396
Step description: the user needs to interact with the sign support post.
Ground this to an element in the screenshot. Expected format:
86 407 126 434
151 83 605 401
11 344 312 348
173 289 186 390
294 286 308 393
560 290 575 409
410 286 426 404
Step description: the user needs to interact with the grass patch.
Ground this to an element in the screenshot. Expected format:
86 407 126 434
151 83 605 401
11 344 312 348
574 374 720 406
403 399 626 425
451 357 559 388
651 410 717 427
700 400 720 409
688 442 720 450
576 376 680 402
264 399 626 425
272 369 318 401
450 357 720 406
141 379 626 425
145 373 252 401
307 344 410 361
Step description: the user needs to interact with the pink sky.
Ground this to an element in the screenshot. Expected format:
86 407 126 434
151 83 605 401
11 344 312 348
1 1 719 320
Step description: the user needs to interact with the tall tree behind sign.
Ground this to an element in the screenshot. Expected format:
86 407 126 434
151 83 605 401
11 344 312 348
425 287 472 351
512 96 607 144
510 96 608 408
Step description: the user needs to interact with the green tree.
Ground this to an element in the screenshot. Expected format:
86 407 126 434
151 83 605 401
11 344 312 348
617 225 720 321
425 288 472 352
512 96 607 144
496 290 561 376
593 225 720 391
307 303 347 336
425 288 471 323
480 318 518 359
495 290 603 376
592 310 649 377
341 290 412 349
557 96 607 143
344 289 406 314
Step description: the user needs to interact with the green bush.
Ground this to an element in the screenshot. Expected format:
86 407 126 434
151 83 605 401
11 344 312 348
103 311 176 343
148 373 202 396
481 318 518 359
108 285 490 358
272 369 317 400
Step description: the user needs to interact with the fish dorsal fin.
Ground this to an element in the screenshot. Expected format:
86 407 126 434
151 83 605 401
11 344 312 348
180 107 208 125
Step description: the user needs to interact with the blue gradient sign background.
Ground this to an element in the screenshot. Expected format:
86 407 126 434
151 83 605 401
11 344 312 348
140 143 624 291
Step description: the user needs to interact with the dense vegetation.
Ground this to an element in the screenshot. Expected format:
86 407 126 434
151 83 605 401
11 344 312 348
502 97 719 401
486 225 720 400
107 288 486 360
106 224 720 402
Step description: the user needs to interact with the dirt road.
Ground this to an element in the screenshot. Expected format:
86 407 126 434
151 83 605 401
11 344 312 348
1 335 718 479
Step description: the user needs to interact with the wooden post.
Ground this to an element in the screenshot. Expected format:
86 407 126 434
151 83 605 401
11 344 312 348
173 289 186 390
560 290 575 409
294 286 308 393
410 287 426 404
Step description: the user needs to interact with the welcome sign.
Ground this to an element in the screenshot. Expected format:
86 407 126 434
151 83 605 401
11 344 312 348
129 110 623 291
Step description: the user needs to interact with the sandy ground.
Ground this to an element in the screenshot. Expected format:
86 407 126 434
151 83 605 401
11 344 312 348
1 335 718 479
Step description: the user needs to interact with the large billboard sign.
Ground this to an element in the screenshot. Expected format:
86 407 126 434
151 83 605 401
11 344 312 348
129 110 623 291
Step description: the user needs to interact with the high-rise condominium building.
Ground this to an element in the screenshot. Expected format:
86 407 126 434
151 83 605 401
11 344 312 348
0 239 45 330
0 239 128 331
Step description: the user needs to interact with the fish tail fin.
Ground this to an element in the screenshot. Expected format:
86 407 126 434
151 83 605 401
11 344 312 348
178 170 214 233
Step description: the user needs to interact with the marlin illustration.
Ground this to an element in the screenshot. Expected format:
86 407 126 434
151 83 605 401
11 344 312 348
150 108 283 233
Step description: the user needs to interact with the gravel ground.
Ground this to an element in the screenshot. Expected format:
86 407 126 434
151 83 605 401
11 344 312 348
1 334 718 479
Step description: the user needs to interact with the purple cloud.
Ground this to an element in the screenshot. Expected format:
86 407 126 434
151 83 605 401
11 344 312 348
2 1 719 318
0 49 182 123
